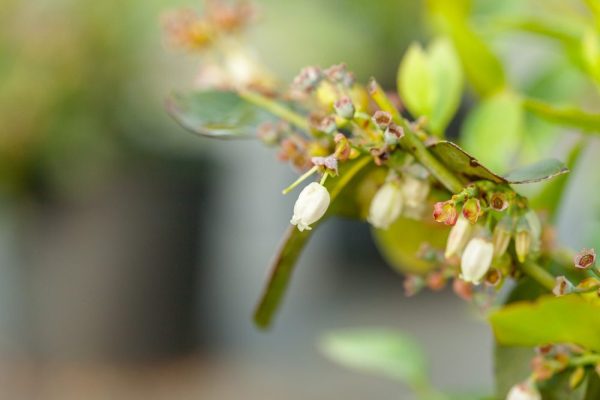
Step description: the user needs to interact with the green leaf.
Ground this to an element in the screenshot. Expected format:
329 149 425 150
319 329 429 387
397 38 463 135
428 37 464 135
167 90 277 139
460 91 523 172
426 0 506 97
582 28 600 88
427 141 507 183
502 158 569 184
398 43 434 119
253 157 373 329
489 295 600 352
523 98 600 133
531 141 584 221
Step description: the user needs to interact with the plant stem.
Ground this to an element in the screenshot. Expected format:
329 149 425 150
282 166 318 194
239 90 311 132
520 261 556 291
368 79 464 194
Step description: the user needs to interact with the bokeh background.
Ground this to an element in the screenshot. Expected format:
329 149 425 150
0 0 598 398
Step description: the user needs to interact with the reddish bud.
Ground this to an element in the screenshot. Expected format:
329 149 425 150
452 279 473 301
323 63 355 87
433 201 458 226
426 271 446 291
403 275 425 297
462 198 482 224
574 248 596 269
311 156 338 175
292 66 323 93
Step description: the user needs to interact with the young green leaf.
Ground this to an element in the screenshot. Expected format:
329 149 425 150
502 158 569 184
320 329 429 387
460 91 523 172
397 38 463 136
398 43 434 120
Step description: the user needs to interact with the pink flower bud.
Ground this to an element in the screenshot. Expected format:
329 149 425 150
403 275 425 297
292 66 323 93
426 271 446 291
433 201 458 226
290 182 330 231
574 248 596 269
461 238 494 284
462 198 482 224
452 279 473 301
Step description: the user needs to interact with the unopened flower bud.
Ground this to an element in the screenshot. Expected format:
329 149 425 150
553 276 574 296
404 275 425 297
445 215 473 259
506 381 541 400
333 96 355 119
292 66 323 93
490 192 509 211
574 248 596 269
515 217 532 263
318 116 337 135
452 279 473 301
426 271 447 291
368 182 403 229
461 237 494 284
372 110 393 130
492 216 513 257
433 200 458 226
462 198 482 224
290 182 330 231
401 175 430 208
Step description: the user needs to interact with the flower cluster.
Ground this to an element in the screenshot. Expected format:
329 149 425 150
430 184 543 288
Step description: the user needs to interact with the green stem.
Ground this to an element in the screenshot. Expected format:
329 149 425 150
520 261 556 291
282 166 318 194
569 353 600 367
367 79 464 194
239 90 311 132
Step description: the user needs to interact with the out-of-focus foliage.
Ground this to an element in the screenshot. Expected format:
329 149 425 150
0 0 197 199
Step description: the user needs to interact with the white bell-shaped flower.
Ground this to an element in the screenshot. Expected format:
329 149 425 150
290 182 330 232
368 182 403 229
506 382 541 400
461 237 494 284
445 215 473 259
